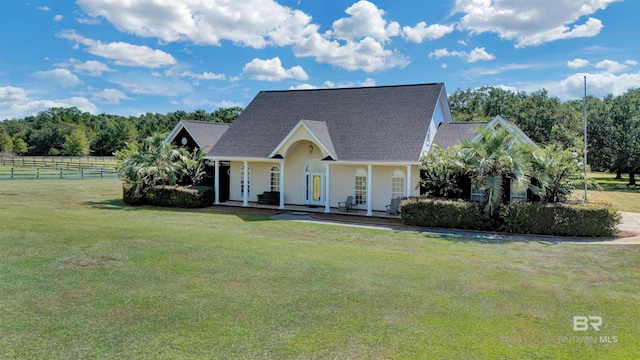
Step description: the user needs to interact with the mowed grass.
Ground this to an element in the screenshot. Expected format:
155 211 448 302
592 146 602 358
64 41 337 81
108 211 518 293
1 180 639 359
586 171 640 212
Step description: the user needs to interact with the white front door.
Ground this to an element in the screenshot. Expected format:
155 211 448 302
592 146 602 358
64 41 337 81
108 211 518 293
306 172 324 206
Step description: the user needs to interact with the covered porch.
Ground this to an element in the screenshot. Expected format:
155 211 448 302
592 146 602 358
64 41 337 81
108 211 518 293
218 201 402 219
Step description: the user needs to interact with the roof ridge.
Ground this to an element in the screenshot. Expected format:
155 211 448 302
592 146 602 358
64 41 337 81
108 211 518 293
183 120 231 125
262 83 442 93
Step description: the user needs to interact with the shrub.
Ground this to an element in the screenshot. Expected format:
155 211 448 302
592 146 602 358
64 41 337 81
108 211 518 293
401 198 493 231
123 184 213 208
500 200 620 237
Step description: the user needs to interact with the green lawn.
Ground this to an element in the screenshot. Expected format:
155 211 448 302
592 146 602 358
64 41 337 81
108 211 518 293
1 180 639 358
587 171 640 212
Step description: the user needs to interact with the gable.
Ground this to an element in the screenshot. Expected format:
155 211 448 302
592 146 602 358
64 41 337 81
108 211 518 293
165 120 230 153
270 120 337 160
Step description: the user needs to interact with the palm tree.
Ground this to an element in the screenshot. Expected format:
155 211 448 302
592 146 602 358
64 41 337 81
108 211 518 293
531 145 581 202
459 127 534 216
117 133 182 197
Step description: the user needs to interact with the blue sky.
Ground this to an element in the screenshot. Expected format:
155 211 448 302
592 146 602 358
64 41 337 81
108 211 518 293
1 0 638 120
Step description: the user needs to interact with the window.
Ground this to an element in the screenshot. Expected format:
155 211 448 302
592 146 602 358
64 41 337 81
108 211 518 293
355 169 367 206
270 166 280 192
510 179 527 201
240 164 251 198
391 170 405 200
471 183 485 202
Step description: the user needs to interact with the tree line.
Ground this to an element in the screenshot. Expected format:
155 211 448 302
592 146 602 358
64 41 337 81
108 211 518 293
0 107 242 157
1 87 638 183
449 86 640 184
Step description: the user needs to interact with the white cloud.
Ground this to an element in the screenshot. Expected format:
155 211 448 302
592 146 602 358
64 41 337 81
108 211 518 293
402 22 454 43
57 30 176 68
32 68 82 87
0 86 28 104
290 78 376 90
626 60 638 66
213 100 244 108
457 39 467 46
547 71 640 99
289 83 317 90
181 71 226 81
108 72 192 96
75 0 410 72
455 0 621 47
53 15 64 22
55 58 115 76
76 0 316 48
331 1 400 42
75 17 101 25
294 33 409 72
441 63 448 69
595 60 627 73
37 6 50 11
463 62 552 77
429 47 495 63
242 57 308 81
1 96 99 120
467 47 496 63
91 88 131 104
567 58 589 69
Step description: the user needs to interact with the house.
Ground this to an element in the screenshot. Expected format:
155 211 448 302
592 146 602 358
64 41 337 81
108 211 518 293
165 84 536 214
205 83 452 215
430 115 538 202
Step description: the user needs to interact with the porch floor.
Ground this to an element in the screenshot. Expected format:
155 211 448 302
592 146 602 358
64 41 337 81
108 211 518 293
217 201 401 219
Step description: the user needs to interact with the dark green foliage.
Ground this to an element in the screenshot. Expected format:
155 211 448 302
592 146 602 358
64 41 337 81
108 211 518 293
500 201 620 237
123 183 213 208
419 145 465 197
118 133 208 207
0 106 243 156
401 198 493 231
401 198 620 237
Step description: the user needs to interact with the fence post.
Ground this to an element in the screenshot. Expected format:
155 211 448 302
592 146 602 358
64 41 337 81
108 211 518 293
11 167 14 180
60 169 63 179
100 170 103 179
37 168 39 179
81 168 84 179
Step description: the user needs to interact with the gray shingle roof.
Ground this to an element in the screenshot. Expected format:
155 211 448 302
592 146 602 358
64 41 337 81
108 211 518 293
181 120 230 153
208 83 444 162
298 120 336 159
431 122 489 150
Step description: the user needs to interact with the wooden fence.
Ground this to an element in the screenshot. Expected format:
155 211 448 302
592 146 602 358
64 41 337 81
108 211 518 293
0 156 120 180
0 167 120 180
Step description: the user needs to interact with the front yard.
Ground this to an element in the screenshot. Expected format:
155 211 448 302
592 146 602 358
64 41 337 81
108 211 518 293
0 179 638 358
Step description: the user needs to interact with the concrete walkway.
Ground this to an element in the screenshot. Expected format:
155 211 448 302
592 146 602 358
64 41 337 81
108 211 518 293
271 211 640 245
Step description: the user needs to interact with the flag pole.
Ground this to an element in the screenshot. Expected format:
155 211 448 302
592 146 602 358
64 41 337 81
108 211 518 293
583 76 588 201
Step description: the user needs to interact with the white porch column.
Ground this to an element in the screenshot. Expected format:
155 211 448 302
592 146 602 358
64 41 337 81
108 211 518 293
279 159 285 210
366 164 372 216
214 159 220 205
242 160 248 207
324 163 331 213
406 165 412 198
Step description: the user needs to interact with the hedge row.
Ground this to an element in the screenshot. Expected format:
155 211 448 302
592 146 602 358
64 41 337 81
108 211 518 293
123 183 213 208
500 200 620 237
400 198 620 237
400 198 494 231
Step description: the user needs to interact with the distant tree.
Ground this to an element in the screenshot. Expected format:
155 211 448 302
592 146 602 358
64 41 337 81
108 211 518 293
0 127 12 153
62 127 91 156
210 106 243 123
12 137 28 155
